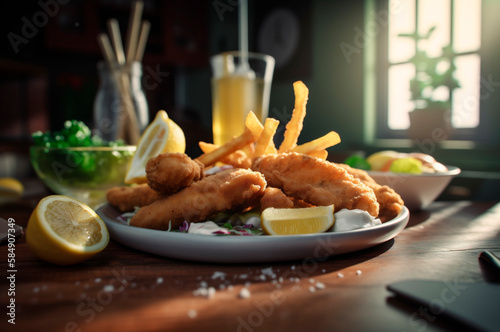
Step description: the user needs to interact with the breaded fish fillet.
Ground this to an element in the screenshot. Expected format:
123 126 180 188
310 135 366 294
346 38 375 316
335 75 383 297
337 164 404 222
146 152 204 195
259 187 315 211
260 187 294 211
106 184 163 212
130 168 267 230
252 153 380 217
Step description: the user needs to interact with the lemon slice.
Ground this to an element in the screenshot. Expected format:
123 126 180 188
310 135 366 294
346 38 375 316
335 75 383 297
261 205 335 235
26 195 109 265
125 110 186 184
0 177 24 204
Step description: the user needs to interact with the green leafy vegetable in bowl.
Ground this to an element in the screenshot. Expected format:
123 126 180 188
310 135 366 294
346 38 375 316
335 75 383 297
31 120 135 207
32 120 126 148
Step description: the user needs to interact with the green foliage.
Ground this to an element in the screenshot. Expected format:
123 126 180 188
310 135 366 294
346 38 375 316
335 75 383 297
399 27 461 110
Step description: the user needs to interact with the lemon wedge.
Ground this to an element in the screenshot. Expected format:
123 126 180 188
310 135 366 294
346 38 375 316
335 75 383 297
0 177 24 204
125 110 186 184
26 195 109 265
261 205 335 235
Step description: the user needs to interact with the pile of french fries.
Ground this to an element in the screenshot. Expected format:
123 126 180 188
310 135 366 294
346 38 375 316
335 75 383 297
195 81 341 168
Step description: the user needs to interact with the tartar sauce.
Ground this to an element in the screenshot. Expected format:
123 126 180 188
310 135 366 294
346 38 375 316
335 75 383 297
333 209 381 232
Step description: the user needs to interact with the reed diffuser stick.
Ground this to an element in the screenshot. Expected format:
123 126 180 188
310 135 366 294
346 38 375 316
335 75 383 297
125 1 144 65
107 19 126 65
135 20 151 62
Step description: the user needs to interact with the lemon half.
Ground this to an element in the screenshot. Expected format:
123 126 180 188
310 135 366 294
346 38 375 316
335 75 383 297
261 205 335 235
125 110 186 184
26 195 109 265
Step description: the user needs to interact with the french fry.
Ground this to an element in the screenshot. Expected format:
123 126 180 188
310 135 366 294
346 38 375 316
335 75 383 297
306 149 328 160
278 81 309 152
199 142 251 168
265 143 277 155
196 112 262 167
239 110 260 159
245 111 264 138
291 131 341 154
253 118 279 158
198 141 217 153
196 129 256 167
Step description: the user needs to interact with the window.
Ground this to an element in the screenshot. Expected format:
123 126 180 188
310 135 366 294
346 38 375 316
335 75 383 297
376 0 482 140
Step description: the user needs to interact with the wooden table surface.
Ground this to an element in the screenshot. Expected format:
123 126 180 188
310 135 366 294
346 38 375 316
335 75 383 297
1 180 499 332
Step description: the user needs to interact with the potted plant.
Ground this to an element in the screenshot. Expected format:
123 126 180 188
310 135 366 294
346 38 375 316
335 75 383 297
399 26 461 141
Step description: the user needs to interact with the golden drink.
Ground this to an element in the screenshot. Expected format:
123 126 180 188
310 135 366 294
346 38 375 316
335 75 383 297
212 75 266 146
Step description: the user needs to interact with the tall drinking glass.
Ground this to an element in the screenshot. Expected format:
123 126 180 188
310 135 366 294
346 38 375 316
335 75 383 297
210 51 275 145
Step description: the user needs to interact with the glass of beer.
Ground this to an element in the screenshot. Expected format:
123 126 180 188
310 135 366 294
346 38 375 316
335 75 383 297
210 51 275 145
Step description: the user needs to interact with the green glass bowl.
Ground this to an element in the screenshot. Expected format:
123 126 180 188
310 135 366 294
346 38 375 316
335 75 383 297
30 146 136 208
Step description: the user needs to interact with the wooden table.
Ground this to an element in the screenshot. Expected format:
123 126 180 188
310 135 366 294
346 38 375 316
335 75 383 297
1 180 499 332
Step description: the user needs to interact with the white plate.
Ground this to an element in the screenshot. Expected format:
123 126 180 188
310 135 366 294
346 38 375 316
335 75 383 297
96 204 410 263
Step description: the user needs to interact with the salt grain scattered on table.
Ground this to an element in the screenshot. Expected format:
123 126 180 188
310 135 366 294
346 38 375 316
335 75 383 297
103 284 115 292
239 287 251 299
187 309 197 318
212 271 226 280
315 282 325 290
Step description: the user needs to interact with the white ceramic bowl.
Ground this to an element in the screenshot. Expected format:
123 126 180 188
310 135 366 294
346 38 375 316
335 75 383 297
367 166 461 211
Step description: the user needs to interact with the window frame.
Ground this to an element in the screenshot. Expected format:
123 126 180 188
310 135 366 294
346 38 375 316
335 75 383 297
374 0 483 141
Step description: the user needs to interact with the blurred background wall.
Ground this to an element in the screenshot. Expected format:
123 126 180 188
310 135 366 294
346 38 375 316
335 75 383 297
1 0 499 199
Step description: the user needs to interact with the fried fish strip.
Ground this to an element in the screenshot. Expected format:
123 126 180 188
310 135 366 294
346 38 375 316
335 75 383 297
260 187 294 211
130 168 267 230
337 164 404 222
146 152 204 195
106 184 163 212
252 152 380 217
